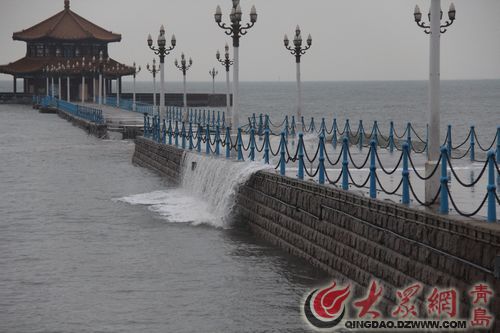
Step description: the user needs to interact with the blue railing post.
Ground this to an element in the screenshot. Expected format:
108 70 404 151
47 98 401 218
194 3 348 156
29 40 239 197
174 121 179 147
291 116 296 136
342 137 349 190
222 112 225 128
301 116 305 132
407 122 412 152
181 122 186 149
152 117 157 141
497 126 500 186
310 117 315 133
389 121 395 153
225 127 231 159
211 110 215 127
280 132 286 176
264 128 270 164
215 125 220 155
237 128 243 161
447 125 452 154
258 114 263 136
298 133 305 180
143 113 147 137
197 125 202 153
370 140 377 199
162 119 167 144
189 109 193 123
470 126 475 161
373 121 378 146
265 114 270 130
402 142 410 205
345 119 350 141
252 113 257 128
202 110 206 126
318 134 325 185
359 120 364 150
487 150 497 222
205 124 210 155
321 118 326 134
333 118 338 148
217 111 221 127
188 122 193 150
249 128 255 161
440 146 449 214
285 116 290 140
167 120 172 145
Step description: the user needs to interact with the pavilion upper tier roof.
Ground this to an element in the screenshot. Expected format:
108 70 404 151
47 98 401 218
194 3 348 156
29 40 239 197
0 57 134 78
13 0 121 42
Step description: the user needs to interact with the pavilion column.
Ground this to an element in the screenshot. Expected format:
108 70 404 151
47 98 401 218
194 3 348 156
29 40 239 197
119 77 122 94
82 76 85 104
116 78 120 107
13 76 17 95
103 78 107 103
67 76 70 102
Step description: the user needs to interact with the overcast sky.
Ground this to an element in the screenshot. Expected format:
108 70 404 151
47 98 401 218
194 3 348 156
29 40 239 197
0 0 499 82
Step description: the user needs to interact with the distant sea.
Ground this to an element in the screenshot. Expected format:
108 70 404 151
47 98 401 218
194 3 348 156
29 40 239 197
1 79 499 141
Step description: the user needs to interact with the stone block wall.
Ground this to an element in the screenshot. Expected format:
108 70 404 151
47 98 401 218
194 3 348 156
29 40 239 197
133 138 500 330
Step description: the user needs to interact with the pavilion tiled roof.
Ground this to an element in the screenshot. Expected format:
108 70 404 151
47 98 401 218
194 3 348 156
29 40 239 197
0 57 134 77
13 0 121 42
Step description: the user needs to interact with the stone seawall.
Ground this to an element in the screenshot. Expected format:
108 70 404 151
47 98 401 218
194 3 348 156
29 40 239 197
56 109 107 138
132 137 500 329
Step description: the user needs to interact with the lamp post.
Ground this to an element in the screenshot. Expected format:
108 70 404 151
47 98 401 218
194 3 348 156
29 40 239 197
66 60 71 102
132 62 142 111
216 43 233 116
214 0 257 129
148 25 176 119
174 53 193 122
209 67 218 94
146 59 160 116
414 1 456 203
284 25 312 120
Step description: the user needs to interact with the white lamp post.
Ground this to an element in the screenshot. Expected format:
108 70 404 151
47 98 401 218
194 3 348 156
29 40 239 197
147 59 160 116
216 44 234 117
148 25 176 119
175 53 193 122
414 1 456 203
132 62 142 111
215 0 257 130
284 25 312 120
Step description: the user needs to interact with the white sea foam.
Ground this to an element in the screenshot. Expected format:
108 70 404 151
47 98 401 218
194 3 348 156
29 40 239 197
117 152 273 228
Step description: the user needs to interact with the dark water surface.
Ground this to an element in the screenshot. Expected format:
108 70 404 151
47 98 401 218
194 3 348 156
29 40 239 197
0 105 328 332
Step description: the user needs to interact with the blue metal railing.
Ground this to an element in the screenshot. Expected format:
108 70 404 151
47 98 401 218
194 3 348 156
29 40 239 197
39 96 104 124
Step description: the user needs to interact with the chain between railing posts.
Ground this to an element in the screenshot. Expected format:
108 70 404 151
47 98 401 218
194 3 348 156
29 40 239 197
402 142 410 205
188 122 193 150
389 121 395 153
298 133 305 180
342 137 349 190
280 132 286 176
215 125 220 155
249 128 255 161
197 125 201 153
447 125 452 154
205 124 211 155
487 150 497 222
470 125 475 161
181 122 186 149
318 134 325 185
333 118 338 148
359 120 364 150
370 140 377 199
225 127 231 159
264 128 270 164
440 146 449 214
237 128 243 161
162 119 167 144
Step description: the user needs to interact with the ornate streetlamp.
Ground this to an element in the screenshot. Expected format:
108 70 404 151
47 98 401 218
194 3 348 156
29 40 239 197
214 0 257 129
414 1 456 204
146 59 160 115
216 43 233 116
147 25 176 118
132 62 142 111
284 25 312 120
174 53 193 122
209 67 218 94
